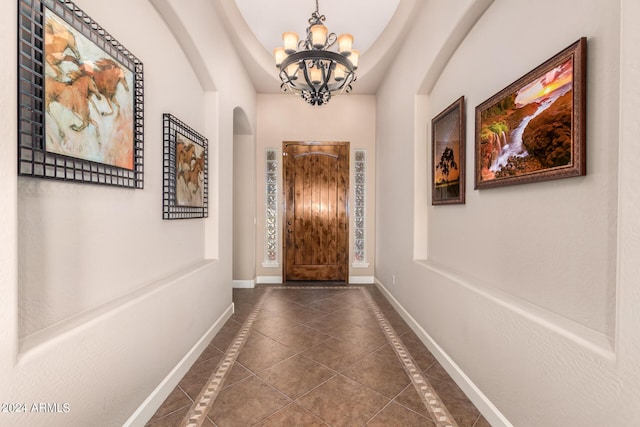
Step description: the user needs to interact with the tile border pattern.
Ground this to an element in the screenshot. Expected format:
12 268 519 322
359 287 458 427
179 286 458 427
180 289 270 427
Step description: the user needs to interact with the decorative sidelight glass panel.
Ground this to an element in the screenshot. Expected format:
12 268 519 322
264 149 279 265
354 149 367 263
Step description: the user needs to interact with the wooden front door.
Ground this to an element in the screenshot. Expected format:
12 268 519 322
283 142 349 282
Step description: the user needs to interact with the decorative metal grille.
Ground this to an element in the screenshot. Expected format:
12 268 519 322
162 114 208 219
264 149 279 264
17 0 144 188
354 149 367 263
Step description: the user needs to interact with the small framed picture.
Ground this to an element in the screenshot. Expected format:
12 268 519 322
163 114 208 219
432 96 465 205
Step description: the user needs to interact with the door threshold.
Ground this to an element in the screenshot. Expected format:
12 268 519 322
283 280 349 286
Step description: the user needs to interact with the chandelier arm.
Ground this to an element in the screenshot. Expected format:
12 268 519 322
320 65 333 96
300 61 318 91
281 51 353 73
319 61 329 89
341 71 356 93
325 33 337 50
278 68 296 88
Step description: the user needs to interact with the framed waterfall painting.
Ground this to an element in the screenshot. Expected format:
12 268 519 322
475 37 586 189
432 96 465 205
17 0 144 188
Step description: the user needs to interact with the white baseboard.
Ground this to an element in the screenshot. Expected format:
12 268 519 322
374 279 512 427
349 275 375 284
123 303 234 427
256 276 283 284
232 279 255 288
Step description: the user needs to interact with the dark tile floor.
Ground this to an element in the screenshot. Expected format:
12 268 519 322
146 285 490 427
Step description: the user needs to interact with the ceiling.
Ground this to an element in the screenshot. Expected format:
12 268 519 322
235 0 400 56
213 0 423 95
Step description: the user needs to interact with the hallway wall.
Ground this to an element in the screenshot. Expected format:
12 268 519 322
376 0 640 425
0 0 255 425
233 133 256 283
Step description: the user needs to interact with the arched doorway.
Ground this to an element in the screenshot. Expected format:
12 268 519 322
232 107 256 287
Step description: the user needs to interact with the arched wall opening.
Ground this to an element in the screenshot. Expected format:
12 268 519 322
413 0 495 262
232 107 256 287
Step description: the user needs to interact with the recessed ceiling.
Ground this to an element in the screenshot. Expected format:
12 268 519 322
213 0 421 94
234 0 400 56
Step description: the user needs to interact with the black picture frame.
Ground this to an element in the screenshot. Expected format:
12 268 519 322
18 0 144 188
163 114 208 220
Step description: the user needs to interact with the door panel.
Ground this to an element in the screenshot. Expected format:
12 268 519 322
284 142 349 282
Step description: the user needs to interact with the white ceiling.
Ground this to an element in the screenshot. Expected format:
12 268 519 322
234 0 400 56
214 0 422 95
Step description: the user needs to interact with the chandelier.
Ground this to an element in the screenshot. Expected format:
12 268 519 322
273 0 359 106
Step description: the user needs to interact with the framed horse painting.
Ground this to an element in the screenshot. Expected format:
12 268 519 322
18 0 144 188
162 114 208 220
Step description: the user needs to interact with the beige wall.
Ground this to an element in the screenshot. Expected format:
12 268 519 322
376 0 640 425
233 133 256 282
255 94 376 282
0 0 256 425
3 1 640 426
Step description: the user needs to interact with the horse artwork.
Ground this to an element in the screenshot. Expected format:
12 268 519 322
44 16 81 81
175 133 205 207
162 114 208 219
45 71 102 146
92 58 130 118
44 8 135 170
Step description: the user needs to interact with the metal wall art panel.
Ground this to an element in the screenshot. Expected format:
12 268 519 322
18 0 144 188
162 113 208 219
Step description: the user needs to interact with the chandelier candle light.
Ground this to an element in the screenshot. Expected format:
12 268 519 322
274 0 359 106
